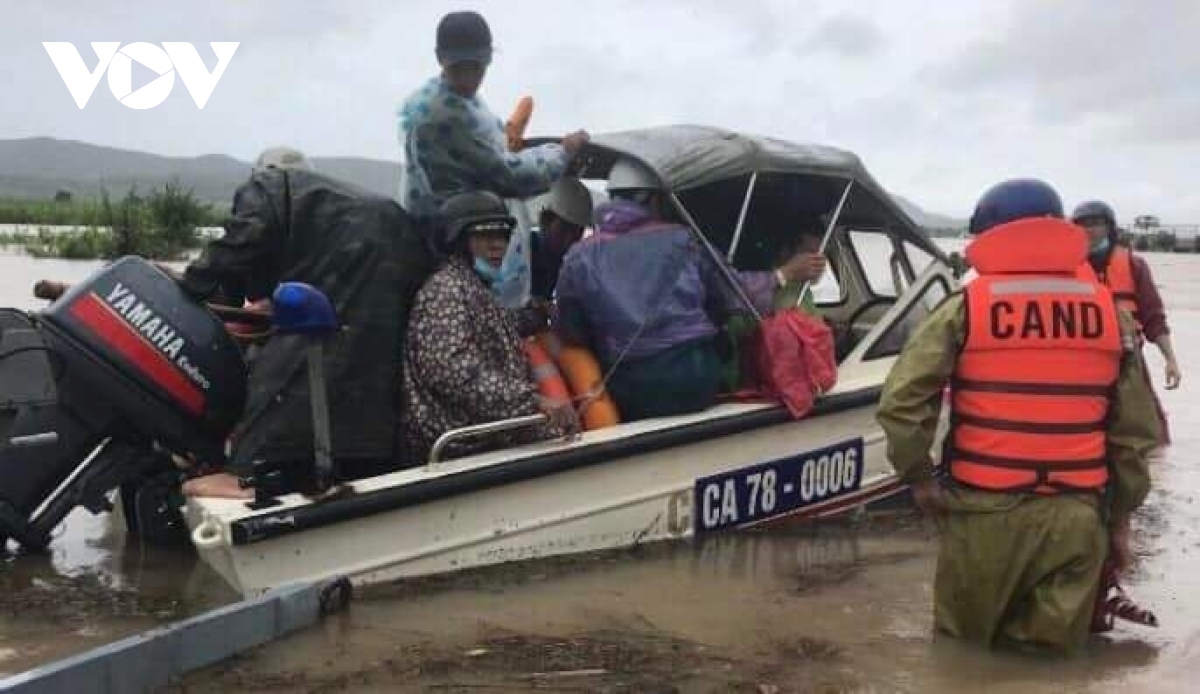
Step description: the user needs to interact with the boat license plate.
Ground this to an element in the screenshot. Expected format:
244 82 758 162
693 437 865 534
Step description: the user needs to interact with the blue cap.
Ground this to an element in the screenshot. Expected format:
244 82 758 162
436 11 493 66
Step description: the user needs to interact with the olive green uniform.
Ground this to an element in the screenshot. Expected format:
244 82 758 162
876 293 1159 654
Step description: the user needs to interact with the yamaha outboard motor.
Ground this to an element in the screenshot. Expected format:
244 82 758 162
0 257 246 551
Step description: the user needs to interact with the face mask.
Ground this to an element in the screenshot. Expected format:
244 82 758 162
473 257 504 284
1089 236 1111 256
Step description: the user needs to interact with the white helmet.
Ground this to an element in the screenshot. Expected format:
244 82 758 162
545 177 593 228
606 158 659 193
254 147 314 173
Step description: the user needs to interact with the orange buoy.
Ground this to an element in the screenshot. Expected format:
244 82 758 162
535 331 621 430
523 337 571 402
505 96 535 152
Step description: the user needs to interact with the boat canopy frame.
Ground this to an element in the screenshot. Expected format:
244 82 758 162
525 125 949 264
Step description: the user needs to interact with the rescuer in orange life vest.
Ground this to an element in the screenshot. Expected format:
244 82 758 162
876 179 1160 655
1073 200 1179 443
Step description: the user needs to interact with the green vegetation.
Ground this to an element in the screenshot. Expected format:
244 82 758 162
0 230 35 245
0 198 107 228
1 183 225 260
23 228 110 260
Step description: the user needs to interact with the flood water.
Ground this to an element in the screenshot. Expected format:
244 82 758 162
1 246 1198 692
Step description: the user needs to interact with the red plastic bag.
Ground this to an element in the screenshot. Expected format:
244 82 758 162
737 310 838 419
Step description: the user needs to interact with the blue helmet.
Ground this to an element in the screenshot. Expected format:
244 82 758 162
1071 200 1116 227
968 178 1064 235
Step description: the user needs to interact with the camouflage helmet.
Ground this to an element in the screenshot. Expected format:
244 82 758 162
253 147 314 173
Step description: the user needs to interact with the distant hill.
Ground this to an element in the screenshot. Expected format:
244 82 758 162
892 194 966 231
0 137 965 230
0 137 402 205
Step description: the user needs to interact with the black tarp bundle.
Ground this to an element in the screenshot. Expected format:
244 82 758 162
181 169 437 474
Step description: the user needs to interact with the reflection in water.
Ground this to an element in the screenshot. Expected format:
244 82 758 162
0 505 238 677
1 250 1198 692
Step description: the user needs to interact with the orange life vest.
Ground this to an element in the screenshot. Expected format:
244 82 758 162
953 218 1123 494
1096 246 1139 326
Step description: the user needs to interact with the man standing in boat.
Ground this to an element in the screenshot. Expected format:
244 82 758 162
1072 200 1179 443
876 179 1160 655
397 11 590 231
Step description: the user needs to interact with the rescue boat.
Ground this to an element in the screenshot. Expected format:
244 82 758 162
0 126 963 597
182 126 963 596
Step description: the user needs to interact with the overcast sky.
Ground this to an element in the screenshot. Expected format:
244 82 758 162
4 0 1198 222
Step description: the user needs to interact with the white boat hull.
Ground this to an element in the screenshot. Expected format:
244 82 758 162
184 399 907 598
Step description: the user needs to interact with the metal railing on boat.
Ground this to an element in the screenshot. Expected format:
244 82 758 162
427 414 548 470
427 413 889 472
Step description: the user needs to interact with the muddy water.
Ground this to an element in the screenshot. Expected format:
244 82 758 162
1 247 1198 692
